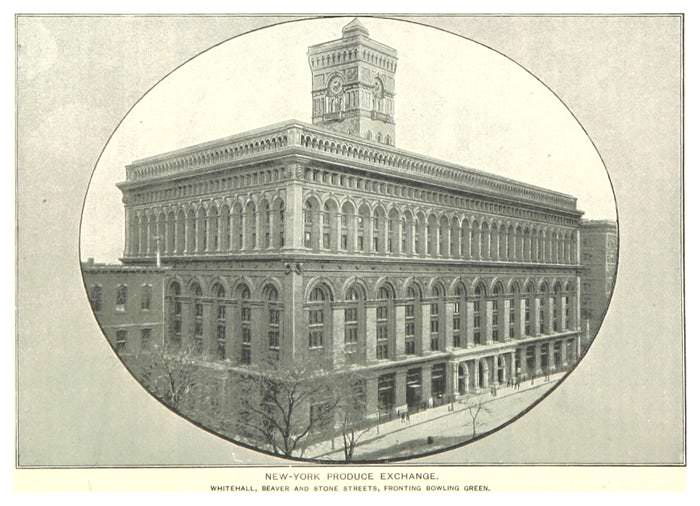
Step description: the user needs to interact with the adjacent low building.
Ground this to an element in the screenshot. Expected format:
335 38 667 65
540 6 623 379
580 219 618 342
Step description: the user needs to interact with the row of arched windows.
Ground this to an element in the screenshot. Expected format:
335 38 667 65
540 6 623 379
128 198 285 257
304 277 576 364
302 196 577 263
166 279 281 365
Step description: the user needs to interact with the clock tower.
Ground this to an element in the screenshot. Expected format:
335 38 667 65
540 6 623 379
308 18 398 145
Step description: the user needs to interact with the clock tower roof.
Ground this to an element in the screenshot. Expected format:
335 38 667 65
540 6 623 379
342 18 370 37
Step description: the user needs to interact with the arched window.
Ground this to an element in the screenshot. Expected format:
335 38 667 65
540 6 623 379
238 285 252 364
308 286 328 349
400 217 407 253
344 286 362 361
264 285 280 359
405 285 419 355
141 284 152 311
89 285 103 312
492 284 502 342
524 282 535 336
213 283 226 360
366 130 372 140
386 135 392 146
553 282 561 332
356 213 365 252
261 200 271 249
372 209 381 252
116 284 128 312
304 200 314 248
452 284 465 348
376 132 382 143
508 286 516 339
430 285 442 351
473 284 484 345
538 282 547 335
322 202 331 249
191 283 204 355
376 286 391 359
168 281 182 348
278 203 285 248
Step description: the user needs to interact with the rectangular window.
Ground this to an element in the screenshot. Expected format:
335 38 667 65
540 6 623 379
308 308 324 348
376 305 389 359
115 330 127 353
141 328 151 350
492 300 499 340
141 285 152 310
344 307 358 359
430 300 440 351
473 300 481 345
524 298 531 336
304 231 312 248
405 304 416 355
564 296 570 329
453 314 461 348
116 285 128 312
323 232 330 249
341 234 348 250
241 305 251 364
509 299 515 338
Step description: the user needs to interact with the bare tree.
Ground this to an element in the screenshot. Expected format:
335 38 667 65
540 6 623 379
465 397 492 439
129 344 206 412
231 356 340 458
333 372 372 462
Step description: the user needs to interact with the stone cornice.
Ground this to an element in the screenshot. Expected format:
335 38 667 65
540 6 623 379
121 120 580 214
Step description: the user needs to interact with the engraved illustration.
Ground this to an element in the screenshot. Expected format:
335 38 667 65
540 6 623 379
79 17 618 462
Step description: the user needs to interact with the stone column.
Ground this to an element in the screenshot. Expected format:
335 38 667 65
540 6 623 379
445 227 452 257
519 347 527 377
421 303 432 354
502 298 510 341
447 361 458 398
395 369 407 413
249 303 265 363
519 298 527 338
203 302 217 359
367 214 375 253
468 360 478 392
534 343 542 376
545 296 554 334
509 352 516 381
395 304 406 359
533 298 541 336
421 365 433 408
366 376 379 420
226 301 239 363
365 308 377 362
332 307 345 369
282 176 304 251
335 212 342 252
575 276 582 331
422 223 429 257
485 300 494 344
465 301 475 347
240 209 247 251
444 301 453 350
548 340 556 371
494 230 500 260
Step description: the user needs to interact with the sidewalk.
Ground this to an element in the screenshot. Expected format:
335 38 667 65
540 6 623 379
307 371 566 461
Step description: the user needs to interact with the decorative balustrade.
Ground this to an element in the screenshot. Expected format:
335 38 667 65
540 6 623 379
124 120 578 212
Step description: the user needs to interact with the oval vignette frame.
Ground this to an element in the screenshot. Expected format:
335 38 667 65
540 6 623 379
78 15 620 465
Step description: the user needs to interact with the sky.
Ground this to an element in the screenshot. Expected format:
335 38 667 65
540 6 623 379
81 16 616 263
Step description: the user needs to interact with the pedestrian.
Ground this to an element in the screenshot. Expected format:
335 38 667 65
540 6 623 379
400 411 406 424
406 410 410 423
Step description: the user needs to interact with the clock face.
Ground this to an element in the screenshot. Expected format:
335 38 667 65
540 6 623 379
373 77 384 98
328 76 343 96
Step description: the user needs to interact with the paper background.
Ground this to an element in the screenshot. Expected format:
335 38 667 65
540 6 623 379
15 14 683 469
